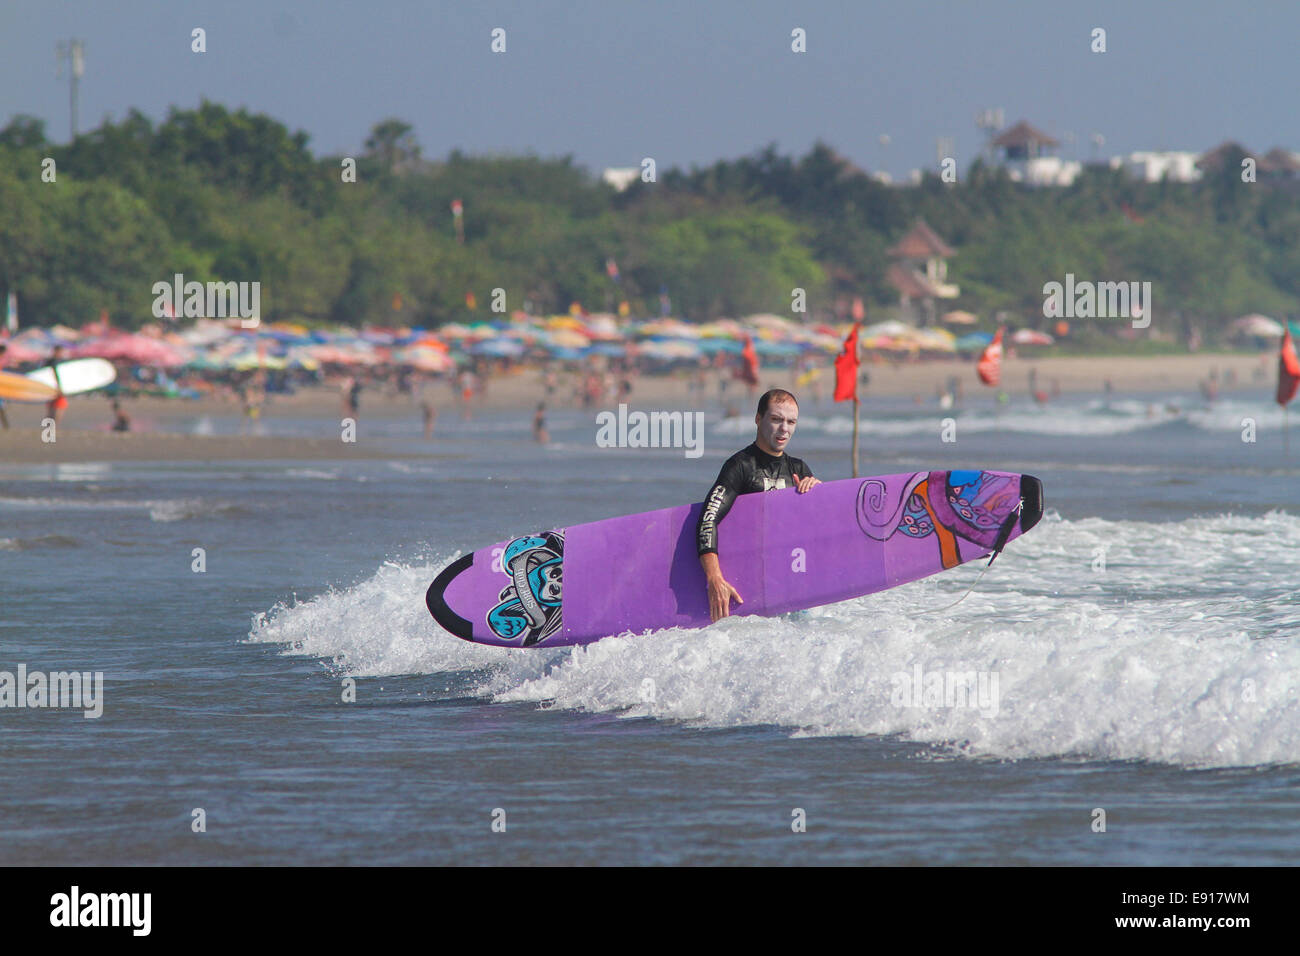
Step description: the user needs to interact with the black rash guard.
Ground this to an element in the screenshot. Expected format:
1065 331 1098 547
697 442 813 555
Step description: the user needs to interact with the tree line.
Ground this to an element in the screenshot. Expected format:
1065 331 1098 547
1 101 1296 339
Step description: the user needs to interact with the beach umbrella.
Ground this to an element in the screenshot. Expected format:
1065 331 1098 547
392 346 453 371
1230 314 1284 339
230 352 288 371
639 340 701 360
746 313 797 331
0 338 48 363
70 332 190 366
585 314 621 339
955 332 994 353
1010 329 1055 346
546 316 589 333
804 332 845 352
697 320 736 338
437 323 474 340
910 328 956 353
547 329 592 349
637 318 698 338
862 334 915 352
862 320 917 338
752 339 803 357
942 310 979 325
470 338 525 357
697 338 744 355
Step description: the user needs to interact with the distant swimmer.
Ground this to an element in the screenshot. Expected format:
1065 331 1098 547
341 375 360 417
533 401 549 444
696 388 820 622
110 399 130 433
422 399 437 439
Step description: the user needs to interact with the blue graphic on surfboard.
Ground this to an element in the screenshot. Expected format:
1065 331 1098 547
486 531 564 646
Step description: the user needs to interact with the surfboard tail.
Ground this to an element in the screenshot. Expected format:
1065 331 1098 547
426 553 475 642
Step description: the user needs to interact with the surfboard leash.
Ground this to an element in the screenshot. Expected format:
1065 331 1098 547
921 496 1024 614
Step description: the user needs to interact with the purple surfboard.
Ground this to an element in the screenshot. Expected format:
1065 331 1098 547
426 470 1044 648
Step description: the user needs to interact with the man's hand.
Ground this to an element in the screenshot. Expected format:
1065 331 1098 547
707 573 743 622
795 475 821 493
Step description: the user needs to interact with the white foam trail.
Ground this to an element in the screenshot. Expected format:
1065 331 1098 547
247 560 555 680
251 515 1300 768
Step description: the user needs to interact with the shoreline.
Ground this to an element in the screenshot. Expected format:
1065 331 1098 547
0 353 1276 463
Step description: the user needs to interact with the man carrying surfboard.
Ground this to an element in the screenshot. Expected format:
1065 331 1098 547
697 388 820 621
45 345 69 426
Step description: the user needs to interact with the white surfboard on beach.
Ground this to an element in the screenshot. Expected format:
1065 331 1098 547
26 358 117 395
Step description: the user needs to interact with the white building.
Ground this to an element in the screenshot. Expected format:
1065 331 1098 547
1112 151 1203 183
991 120 1082 186
1007 156 1083 187
601 167 641 192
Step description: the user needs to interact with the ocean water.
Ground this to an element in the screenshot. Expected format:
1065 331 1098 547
2 389 1299 865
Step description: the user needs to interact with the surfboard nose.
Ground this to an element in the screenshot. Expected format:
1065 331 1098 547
1019 474 1044 534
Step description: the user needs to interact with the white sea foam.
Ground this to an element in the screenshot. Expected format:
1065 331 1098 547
708 397 1290 439
250 514 1300 768
0 495 244 522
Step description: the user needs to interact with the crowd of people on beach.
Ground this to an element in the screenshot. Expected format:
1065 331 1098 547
0 336 1280 441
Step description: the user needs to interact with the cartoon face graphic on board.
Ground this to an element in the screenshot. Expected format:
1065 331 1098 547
486 531 565 646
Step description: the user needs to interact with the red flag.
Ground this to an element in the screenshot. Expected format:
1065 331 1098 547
1278 326 1300 406
977 327 1005 386
740 335 759 386
834 323 860 402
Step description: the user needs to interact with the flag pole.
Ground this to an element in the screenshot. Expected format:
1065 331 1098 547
852 396 860 477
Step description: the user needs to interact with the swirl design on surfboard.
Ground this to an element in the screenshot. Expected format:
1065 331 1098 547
856 471 1022 566
856 473 928 540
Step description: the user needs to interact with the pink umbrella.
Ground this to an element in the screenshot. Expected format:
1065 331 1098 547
71 332 189 366
0 339 49 363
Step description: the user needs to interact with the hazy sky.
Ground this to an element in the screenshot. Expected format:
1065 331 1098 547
2 0 1295 179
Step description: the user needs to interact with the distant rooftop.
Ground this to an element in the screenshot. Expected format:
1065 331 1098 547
991 121 1060 150
888 220 955 259
1195 141 1255 171
1259 147 1300 173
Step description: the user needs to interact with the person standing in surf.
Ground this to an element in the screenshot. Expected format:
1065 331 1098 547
0 341 9 429
697 388 820 622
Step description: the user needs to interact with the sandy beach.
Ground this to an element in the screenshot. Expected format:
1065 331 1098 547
0 352 1276 463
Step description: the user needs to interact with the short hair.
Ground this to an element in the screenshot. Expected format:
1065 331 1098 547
757 388 798 417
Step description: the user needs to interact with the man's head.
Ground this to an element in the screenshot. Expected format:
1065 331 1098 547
754 388 799 455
